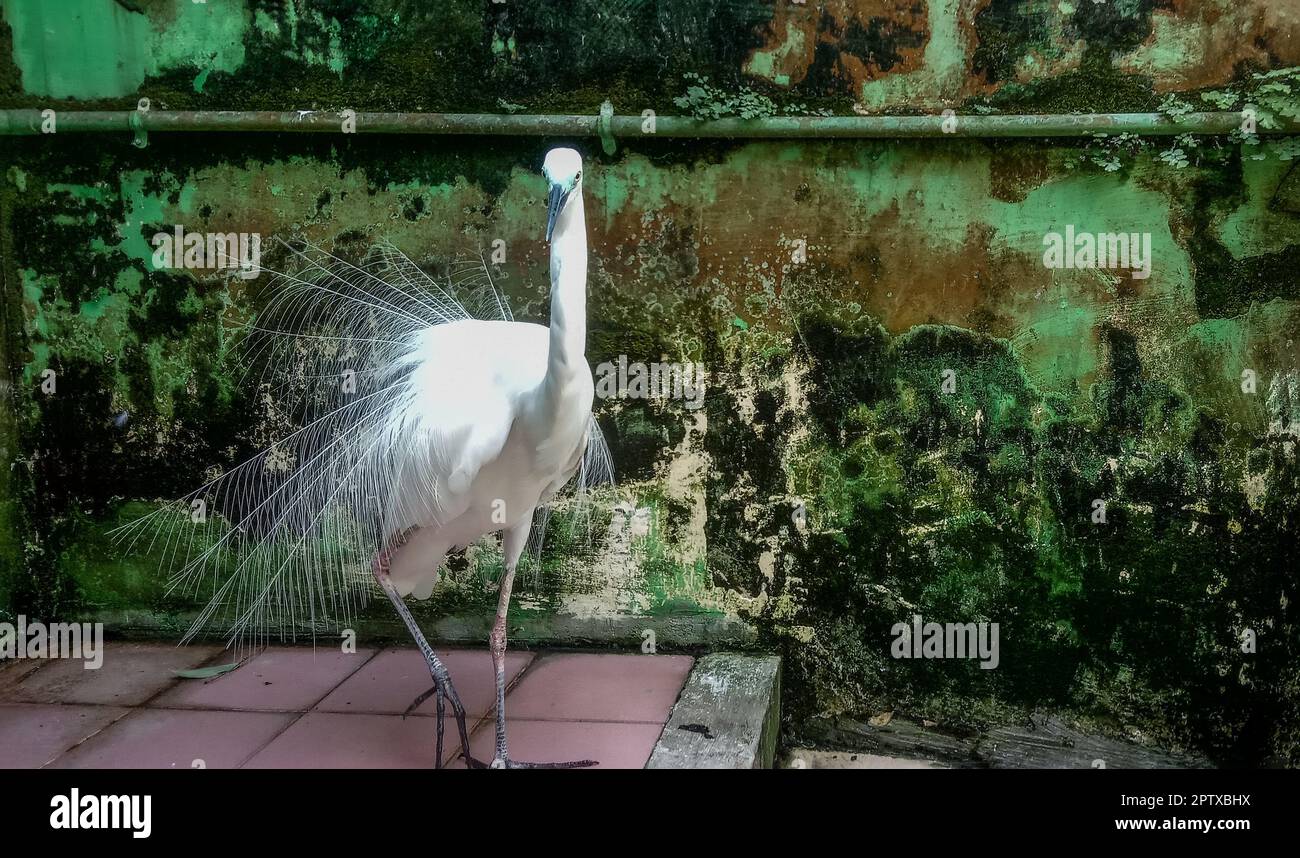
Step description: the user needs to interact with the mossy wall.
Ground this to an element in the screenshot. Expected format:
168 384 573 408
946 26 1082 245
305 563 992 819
1 0 1298 765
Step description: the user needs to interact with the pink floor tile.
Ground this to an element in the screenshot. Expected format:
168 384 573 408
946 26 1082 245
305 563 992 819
2 643 223 706
454 720 667 769
0 704 128 768
2 645 694 769
316 647 532 718
0 658 45 694
48 708 295 769
504 653 693 723
153 646 375 712
243 712 460 768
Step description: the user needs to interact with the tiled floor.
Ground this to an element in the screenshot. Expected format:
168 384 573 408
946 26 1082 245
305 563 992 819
0 643 694 769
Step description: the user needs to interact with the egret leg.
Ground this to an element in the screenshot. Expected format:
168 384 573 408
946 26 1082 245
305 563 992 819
434 685 445 768
488 516 597 769
372 554 481 769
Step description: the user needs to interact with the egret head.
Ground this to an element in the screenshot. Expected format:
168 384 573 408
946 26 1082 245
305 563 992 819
543 147 583 242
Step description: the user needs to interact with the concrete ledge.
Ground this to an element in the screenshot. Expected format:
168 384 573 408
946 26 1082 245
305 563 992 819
646 653 781 769
87 608 759 650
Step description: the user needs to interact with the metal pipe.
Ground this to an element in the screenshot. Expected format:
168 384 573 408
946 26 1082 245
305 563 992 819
0 108 1289 139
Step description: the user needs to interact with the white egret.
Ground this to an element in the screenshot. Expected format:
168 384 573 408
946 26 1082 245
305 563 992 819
117 147 610 769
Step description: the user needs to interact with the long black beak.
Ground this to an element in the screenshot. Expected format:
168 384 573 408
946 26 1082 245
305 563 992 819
546 184 569 243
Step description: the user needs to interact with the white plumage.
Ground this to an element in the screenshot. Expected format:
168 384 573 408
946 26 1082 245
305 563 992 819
118 147 608 768
382 316 593 600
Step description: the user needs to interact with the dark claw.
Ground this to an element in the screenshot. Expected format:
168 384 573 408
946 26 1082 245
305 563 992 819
403 684 438 719
455 751 597 769
498 757 599 769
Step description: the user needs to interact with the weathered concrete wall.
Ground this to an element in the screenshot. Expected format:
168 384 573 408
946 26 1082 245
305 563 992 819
4 0 1299 112
1 0 1299 766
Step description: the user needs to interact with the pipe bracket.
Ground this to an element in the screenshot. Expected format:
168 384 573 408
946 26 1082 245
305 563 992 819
129 110 148 149
598 100 616 155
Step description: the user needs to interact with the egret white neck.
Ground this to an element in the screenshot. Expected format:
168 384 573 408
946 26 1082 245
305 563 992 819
545 189 587 391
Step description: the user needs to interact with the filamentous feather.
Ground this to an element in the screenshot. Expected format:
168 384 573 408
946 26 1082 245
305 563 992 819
113 239 613 652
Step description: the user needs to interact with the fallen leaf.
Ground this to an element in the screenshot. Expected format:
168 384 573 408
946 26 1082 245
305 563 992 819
173 662 240 680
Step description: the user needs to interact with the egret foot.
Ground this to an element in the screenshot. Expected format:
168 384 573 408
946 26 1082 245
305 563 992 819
489 755 598 769
402 688 598 767
373 548 475 770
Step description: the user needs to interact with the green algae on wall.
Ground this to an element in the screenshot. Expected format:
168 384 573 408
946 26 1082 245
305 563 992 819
1 0 247 99
711 312 1299 765
1 0 1297 115
252 0 346 76
0 170 22 621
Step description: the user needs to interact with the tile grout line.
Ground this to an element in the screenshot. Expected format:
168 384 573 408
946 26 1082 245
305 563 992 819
36 708 134 769
228 647 524 768
448 651 541 765
27 645 383 769
490 716 674 726
234 647 384 768
33 643 237 769
6 643 230 712
456 652 686 766
0 700 670 722
133 644 238 709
